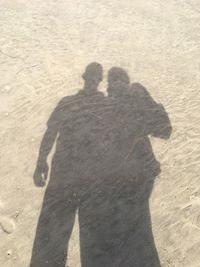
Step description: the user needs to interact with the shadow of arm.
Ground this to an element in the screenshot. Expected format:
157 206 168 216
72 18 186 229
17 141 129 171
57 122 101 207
151 104 172 139
131 83 172 139
33 100 64 187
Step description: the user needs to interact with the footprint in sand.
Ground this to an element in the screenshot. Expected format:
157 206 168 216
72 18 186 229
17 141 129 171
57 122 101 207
0 216 15 234
0 197 16 234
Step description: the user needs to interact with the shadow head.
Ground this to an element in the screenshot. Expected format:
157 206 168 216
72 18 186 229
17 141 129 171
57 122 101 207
82 62 103 90
107 67 130 96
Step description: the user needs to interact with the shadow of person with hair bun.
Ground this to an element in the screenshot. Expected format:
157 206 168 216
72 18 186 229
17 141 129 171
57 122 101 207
30 62 106 267
80 67 172 267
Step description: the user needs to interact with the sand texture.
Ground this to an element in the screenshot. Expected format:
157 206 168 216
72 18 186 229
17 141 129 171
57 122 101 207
0 0 200 266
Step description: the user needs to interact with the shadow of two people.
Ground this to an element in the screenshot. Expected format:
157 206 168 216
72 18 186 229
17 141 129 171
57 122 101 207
30 62 172 267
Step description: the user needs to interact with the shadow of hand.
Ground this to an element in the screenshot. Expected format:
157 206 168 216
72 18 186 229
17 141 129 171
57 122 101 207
33 161 49 187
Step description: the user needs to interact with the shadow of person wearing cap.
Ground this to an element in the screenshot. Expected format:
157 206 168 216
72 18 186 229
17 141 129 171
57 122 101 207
30 62 106 267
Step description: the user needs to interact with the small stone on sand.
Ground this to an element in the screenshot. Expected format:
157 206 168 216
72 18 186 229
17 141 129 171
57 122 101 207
7 250 12 256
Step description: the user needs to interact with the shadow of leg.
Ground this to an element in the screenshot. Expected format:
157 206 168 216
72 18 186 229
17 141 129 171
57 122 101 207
30 188 77 267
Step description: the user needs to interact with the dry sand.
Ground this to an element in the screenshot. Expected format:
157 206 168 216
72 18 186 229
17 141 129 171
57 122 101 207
0 0 200 266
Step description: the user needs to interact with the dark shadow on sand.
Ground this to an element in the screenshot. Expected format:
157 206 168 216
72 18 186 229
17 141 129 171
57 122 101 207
30 63 172 267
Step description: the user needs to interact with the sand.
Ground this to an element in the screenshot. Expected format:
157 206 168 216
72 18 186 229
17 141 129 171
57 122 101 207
0 0 200 266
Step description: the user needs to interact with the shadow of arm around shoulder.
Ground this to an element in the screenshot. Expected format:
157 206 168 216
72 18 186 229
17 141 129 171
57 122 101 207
131 83 172 139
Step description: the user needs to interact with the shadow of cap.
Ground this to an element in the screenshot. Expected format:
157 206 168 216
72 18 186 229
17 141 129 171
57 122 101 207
82 62 103 82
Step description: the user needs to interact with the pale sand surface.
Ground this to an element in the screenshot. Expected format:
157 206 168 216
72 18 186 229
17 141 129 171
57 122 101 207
0 0 200 266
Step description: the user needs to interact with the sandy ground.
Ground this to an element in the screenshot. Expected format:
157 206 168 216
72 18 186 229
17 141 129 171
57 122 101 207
0 0 200 266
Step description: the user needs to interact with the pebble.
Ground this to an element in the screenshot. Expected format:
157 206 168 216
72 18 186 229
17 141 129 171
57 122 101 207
15 210 20 218
7 249 12 256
